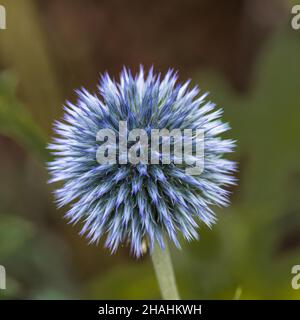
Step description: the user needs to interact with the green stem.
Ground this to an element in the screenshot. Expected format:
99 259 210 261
151 241 180 300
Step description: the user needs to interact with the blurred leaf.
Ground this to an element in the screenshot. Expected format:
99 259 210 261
31 288 70 300
0 276 22 300
86 261 159 299
0 214 34 258
0 71 49 161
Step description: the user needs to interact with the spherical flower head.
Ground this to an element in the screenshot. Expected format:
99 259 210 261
47 66 236 257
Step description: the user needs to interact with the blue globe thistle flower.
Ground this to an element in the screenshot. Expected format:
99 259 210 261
47 66 236 257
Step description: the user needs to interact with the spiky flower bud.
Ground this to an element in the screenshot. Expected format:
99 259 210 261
48 67 236 257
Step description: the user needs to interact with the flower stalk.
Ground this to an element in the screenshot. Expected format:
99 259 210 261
151 241 180 300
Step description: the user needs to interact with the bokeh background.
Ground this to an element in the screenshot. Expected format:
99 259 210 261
0 0 300 299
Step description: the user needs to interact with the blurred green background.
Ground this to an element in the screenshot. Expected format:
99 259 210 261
0 0 300 299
